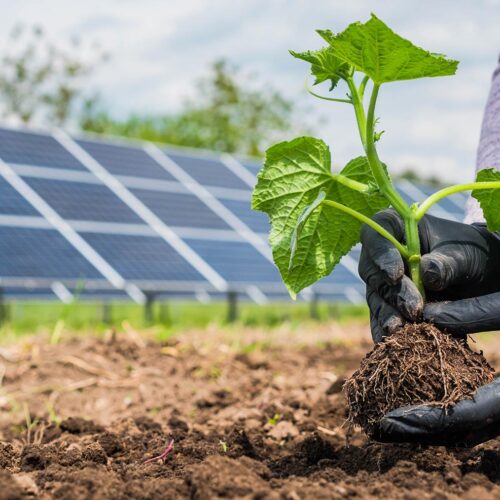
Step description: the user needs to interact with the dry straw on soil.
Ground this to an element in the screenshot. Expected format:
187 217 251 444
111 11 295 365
344 322 495 435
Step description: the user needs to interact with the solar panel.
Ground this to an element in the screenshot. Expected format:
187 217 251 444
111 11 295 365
77 138 177 181
131 188 232 230
80 232 206 282
0 178 40 216
217 198 269 233
0 125 469 304
0 128 86 170
165 150 250 190
24 178 144 223
239 160 262 176
317 263 361 286
184 238 281 283
0 227 103 279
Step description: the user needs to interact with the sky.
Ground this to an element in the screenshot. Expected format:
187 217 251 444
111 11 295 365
1 0 500 182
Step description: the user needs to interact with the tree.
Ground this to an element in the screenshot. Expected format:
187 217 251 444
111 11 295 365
0 24 106 125
81 60 308 157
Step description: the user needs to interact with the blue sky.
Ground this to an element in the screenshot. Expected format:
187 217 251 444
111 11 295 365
1 0 500 182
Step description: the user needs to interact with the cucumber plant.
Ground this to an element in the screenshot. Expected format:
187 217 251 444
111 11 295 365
252 14 500 299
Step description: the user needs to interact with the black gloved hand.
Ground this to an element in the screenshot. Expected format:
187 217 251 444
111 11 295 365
359 209 500 343
372 377 500 447
359 210 500 447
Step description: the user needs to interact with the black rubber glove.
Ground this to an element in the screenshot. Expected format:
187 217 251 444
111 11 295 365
372 377 500 447
359 210 500 446
358 209 500 343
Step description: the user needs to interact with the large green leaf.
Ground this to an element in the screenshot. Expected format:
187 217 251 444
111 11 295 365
252 137 389 296
289 47 350 90
318 14 458 84
472 168 500 231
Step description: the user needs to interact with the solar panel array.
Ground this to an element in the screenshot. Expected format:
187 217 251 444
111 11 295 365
0 125 467 304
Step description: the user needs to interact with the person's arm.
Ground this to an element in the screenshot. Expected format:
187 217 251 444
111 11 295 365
464 53 500 224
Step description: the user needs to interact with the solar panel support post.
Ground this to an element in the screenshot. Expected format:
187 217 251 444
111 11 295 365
159 301 171 326
310 292 320 321
0 287 7 325
102 303 113 325
226 291 238 323
144 292 156 325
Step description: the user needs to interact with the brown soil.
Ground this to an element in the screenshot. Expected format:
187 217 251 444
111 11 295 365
0 324 498 499
344 323 495 435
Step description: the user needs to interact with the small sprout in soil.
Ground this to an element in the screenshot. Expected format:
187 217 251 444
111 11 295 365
46 403 62 426
252 13 499 435
268 413 281 426
219 440 228 453
143 438 175 465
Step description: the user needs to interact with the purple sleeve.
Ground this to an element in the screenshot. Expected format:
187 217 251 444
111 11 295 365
464 55 500 224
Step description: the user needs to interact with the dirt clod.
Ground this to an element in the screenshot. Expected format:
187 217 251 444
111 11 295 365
344 323 495 434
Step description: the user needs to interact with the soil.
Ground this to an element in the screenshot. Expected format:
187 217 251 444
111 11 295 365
344 323 495 435
0 324 498 499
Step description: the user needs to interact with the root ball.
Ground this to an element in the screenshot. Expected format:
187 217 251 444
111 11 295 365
344 323 495 435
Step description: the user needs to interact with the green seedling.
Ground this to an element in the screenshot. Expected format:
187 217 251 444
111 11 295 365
219 440 229 453
268 413 281 426
252 14 500 298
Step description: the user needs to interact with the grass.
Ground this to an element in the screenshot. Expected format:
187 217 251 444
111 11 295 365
0 299 369 343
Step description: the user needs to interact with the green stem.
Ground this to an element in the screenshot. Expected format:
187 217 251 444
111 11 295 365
350 79 424 296
304 78 352 104
416 181 500 219
331 173 370 193
404 213 425 298
322 200 410 258
358 75 370 99
365 84 410 218
346 77 367 148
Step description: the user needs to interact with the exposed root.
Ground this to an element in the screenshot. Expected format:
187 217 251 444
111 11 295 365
343 322 495 436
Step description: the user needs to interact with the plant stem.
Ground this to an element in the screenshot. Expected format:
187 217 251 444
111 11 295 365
322 199 410 258
416 181 500 219
404 212 425 298
305 78 352 104
331 173 370 193
350 79 424 296
364 84 410 218
358 75 370 99
347 78 367 148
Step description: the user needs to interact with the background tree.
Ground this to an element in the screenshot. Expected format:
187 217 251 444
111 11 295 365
81 60 308 157
0 24 106 126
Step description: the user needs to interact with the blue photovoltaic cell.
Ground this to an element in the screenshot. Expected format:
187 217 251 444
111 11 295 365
240 160 261 176
165 151 250 190
217 198 269 233
184 239 281 283
0 227 103 279
394 183 417 206
24 178 143 223
0 178 39 216
81 233 205 282
0 128 86 170
317 262 361 285
132 188 231 230
77 138 177 181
